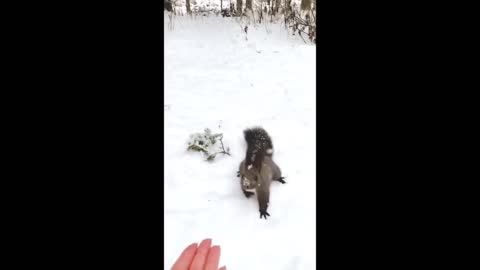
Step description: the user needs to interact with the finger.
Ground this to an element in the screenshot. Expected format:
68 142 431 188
218 266 227 270
189 238 212 270
171 243 198 270
203 246 221 270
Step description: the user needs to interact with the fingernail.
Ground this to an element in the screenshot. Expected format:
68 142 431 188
201 238 212 245
182 243 197 254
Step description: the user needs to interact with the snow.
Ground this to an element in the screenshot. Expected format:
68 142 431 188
164 14 315 270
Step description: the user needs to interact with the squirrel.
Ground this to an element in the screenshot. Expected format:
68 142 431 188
237 127 286 219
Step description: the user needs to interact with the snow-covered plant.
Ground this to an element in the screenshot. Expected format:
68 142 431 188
187 128 231 161
284 0 316 43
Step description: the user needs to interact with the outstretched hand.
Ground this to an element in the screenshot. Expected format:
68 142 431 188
171 239 226 270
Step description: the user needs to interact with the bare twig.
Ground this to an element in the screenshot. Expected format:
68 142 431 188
217 136 231 156
298 30 307 43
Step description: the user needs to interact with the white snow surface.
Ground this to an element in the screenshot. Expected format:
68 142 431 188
164 15 316 270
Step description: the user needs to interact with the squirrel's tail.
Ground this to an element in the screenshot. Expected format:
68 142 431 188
244 127 273 171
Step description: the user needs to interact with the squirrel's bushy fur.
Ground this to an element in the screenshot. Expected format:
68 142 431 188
244 127 274 171
238 127 285 219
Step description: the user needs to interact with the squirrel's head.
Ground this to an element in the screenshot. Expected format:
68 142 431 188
241 167 258 190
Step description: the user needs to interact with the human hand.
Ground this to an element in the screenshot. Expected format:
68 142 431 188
171 239 226 270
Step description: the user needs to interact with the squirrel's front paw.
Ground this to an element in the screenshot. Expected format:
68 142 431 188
243 190 254 198
259 210 270 219
276 177 286 184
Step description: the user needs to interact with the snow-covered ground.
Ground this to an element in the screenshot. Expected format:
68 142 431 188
164 14 316 270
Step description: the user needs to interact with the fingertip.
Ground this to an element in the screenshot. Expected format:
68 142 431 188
210 245 221 256
199 238 212 248
183 242 197 253
183 243 197 253
171 242 198 270
219 266 227 270
203 245 221 270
